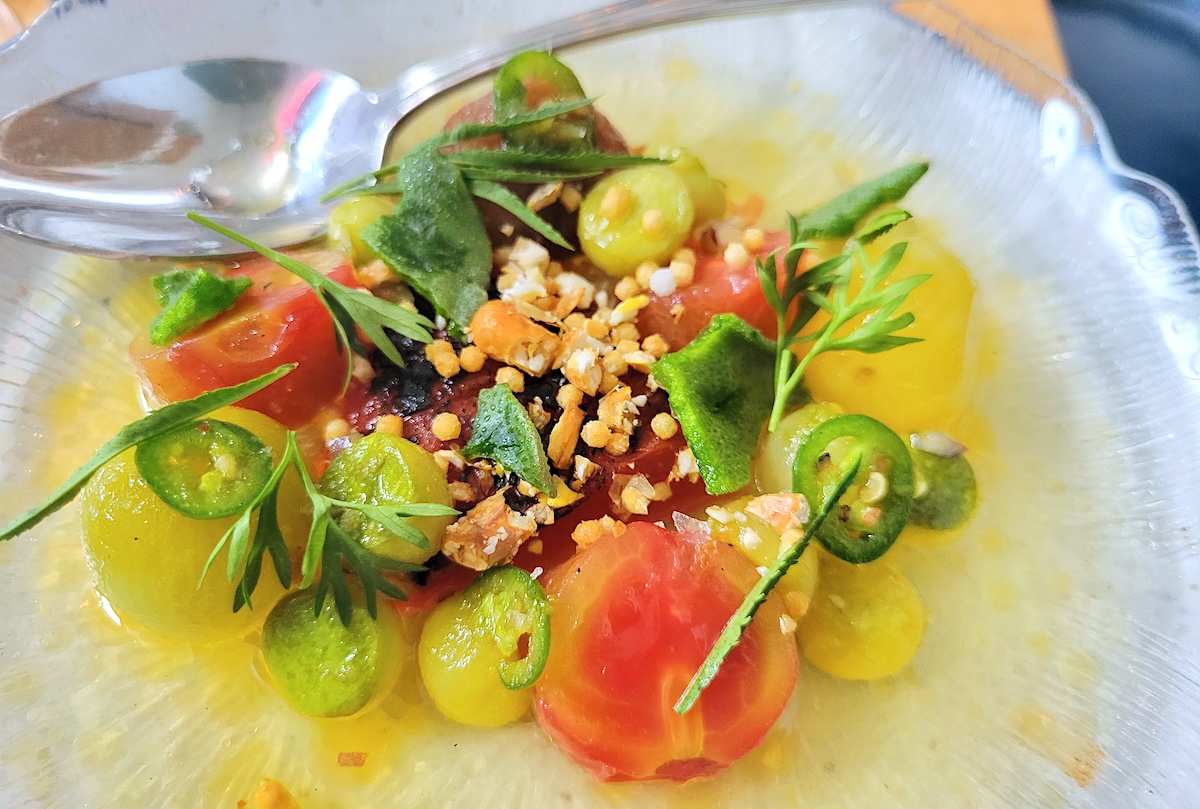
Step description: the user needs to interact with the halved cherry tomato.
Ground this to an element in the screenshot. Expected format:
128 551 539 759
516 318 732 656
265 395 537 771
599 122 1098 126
638 231 789 348
534 522 798 782
131 250 357 428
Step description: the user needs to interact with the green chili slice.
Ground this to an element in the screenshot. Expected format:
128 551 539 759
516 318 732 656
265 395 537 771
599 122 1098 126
134 418 274 519
493 50 594 151
464 565 551 690
792 414 914 563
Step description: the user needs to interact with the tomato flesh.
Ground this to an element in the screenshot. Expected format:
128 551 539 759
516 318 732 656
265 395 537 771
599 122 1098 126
534 522 798 782
638 231 789 348
131 250 356 428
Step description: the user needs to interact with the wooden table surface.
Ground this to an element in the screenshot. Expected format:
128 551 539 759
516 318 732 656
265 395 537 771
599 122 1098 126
3 0 1066 74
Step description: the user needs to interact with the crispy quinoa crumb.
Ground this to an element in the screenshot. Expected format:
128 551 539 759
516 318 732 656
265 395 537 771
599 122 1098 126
373 414 404 436
650 412 679 440
581 420 612 448
323 418 352 442
560 183 583 213
614 275 641 302
599 184 633 220
431 412 462 441
425 340 461 378
458 345 486 373
495 365 526 393
723 241 751 271
641 208 666 236
669 259 695 287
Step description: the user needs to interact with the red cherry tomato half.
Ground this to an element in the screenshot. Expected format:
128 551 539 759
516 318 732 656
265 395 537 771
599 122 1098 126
131 250 357 428
534 522 798 782
638 231 790 348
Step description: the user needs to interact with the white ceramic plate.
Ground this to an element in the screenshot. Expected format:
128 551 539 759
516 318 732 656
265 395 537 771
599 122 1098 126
2 1 1199 807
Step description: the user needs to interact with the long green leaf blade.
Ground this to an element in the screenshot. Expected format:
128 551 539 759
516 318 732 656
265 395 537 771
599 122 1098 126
438 96 599 145
674 454 862 715
1 364 294 541
467 179 573 249
793 162 928 240
446 149 663 174
189 213 434 378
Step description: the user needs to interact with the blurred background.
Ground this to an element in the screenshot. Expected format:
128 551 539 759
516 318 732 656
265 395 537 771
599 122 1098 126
1 0 1197 220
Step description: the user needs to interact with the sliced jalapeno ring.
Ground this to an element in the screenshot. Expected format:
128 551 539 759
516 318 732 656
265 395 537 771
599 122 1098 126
493 50 594 151
471 565 552 690
909 446 977 530
792 414 913 564
134 418 274 519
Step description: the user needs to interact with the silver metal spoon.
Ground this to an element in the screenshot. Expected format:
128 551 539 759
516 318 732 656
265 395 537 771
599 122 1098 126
0 0 837 258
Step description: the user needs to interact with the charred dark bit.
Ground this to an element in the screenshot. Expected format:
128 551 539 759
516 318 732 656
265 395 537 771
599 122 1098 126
368 334 441 415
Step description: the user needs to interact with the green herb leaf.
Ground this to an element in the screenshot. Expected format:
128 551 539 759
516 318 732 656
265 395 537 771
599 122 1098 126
466 178 573 249
445 148 662 176
852 209 913 245
651 315 783 495
212 430 447 625
360 146 492 334
760 166 931 432
463 384 555 493
792 162 928 240
224 440 296 611
674 453 862 715
232 483 289 613
318 521 422 621
459 166 600 184
0 364 295 542
764 240 927 431
437 96 600 148
188 214 433 380
149 268 251 345
322 97 601 202
322 498 449 551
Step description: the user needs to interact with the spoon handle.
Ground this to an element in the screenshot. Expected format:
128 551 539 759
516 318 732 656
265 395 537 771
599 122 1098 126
375 0 874 124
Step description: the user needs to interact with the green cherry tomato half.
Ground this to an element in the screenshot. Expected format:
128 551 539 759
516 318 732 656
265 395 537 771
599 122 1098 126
318 431 454 564
792 414 914 563
134 418 274 519
418 565 551 726
262 588 405 718
909 447 978 530
578 166 695 277
328 195 397 266
653 145 727 225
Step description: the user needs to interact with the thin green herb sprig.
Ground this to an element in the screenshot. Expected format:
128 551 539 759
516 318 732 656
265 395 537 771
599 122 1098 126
205 430 458 625
322 96 663 251
188 214 434 390
759 210 928 432
324 97 657 201
675 454 862 715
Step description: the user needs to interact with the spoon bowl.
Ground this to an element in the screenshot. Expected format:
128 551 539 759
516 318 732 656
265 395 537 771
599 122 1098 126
0 58 380 256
